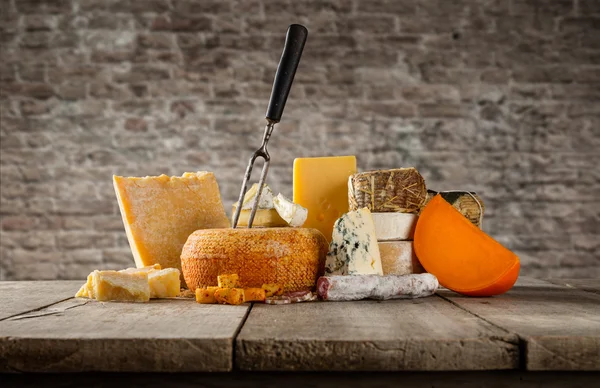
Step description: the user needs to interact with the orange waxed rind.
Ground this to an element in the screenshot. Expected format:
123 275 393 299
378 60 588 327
413 194 520 296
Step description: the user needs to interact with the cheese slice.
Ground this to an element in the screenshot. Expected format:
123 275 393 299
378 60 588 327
378 241 424 275
372 213 418 241
148 268 181 298
92 270 150 302
325 208 383 275
113 172 230 280
239 183 275 210
273 193 308 227
293 156 357 242
232 208 289 227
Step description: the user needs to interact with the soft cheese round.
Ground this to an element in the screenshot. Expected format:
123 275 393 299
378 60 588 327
371 213 418 241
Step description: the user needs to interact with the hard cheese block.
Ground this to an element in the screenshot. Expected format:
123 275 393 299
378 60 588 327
379 241 424 275
148 268 181 298
372 213 418 241
76 264 161 298
325 208 383 276
92 270 150 303
424 190 484 227
348 167 427 213
293 156 357 242
113 172 230 279
414 194 519 296
181 228 329 292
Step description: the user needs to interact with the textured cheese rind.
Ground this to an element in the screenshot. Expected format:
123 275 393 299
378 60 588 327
231 208 289 228
113 172 230 282
273 193 308 227
148 268 181 298
317 273 438 301
325 208 383 276
372 213 418 241
378 241 424 275
348 168 427 213
181 228 328 293
92 271 150 302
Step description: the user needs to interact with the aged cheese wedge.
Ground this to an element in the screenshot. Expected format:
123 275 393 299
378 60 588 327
325 208 383 276
148 268 181 298
76 264 161 298
378 241 424 275
372 213 418 241
232 208 289 227
273 193 308 227
293 156 357 242
181 228 328 292
348 168 427 213
414 194 520 296
92 270 150 302
113 172 230 280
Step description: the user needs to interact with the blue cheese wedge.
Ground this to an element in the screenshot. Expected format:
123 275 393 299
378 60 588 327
325 208 383 275
273 193 308 227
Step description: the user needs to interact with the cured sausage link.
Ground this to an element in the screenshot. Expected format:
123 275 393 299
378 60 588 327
317 273 439 301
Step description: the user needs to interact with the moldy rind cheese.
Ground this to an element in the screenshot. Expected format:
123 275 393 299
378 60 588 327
113 172 230 281
348 168 427 213
181 227 328 293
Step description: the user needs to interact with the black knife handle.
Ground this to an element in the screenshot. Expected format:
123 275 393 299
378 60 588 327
265 24 308 123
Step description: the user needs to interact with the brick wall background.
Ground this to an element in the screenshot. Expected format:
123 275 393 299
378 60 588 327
1 0 599 280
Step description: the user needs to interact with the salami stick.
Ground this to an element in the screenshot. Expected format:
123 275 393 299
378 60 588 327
317 273 439 301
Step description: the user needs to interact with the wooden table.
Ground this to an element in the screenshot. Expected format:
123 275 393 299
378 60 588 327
1 277 599 387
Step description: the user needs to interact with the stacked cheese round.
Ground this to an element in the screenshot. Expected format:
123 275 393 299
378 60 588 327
348 168 426 276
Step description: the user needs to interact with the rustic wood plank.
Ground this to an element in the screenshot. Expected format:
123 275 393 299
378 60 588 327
0 281 83 320
439 277 600 371
544 278 600 295
0 297 249 373
236 296 519 371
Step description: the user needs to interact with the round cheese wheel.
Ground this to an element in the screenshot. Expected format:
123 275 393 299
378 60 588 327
181 228 328 292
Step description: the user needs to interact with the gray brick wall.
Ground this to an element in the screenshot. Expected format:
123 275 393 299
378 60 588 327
1 0 599 280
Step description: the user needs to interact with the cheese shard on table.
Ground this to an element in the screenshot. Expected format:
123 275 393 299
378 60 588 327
325 208 383 276
148 268 181 298
379 241 424 275
371 213 418 241
273 193 308 227
239 183 275 210
76 264 161 299
92 270 150 302
293 156 357 242
113 172 230 279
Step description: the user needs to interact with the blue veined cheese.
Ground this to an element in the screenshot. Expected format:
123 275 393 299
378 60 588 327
325 208 383 275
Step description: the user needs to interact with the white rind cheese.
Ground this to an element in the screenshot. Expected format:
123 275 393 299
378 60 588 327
273 193 308 227
372 213 418 241
325 208 383 276
378 241 424 276
240 183 275 210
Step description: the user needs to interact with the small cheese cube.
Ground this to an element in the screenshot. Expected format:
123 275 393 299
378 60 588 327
262 283 284 297
148 268 181 298
195 288 217 304
244 288 266 302
214 288 245 305
92 271 150 302
217 274 240 288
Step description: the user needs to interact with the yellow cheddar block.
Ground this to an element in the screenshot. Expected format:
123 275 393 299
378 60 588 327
195 287 217 304
217 274 240 288
113 172 230 281
244 288 266 302
293 156 357 242
92 271 150 302
148 268 181 298
261 283 284 297
214 288 245 305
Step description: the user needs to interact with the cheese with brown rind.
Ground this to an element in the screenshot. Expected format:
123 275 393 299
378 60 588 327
378 241 424 275
113 172 230 283
423 190 484 227
181 228 328 293
348 168 427 213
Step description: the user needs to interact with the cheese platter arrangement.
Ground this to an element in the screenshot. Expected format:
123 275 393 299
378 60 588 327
75 24 520 306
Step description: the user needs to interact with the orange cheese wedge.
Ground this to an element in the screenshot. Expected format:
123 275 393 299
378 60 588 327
414 194 520 296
